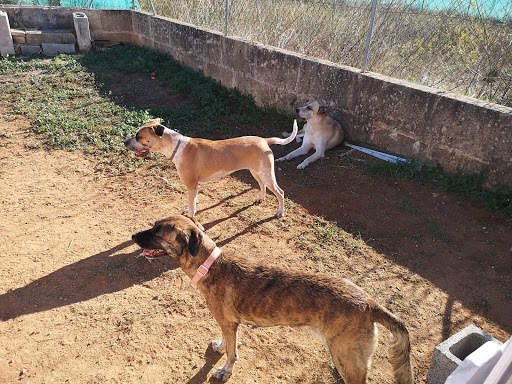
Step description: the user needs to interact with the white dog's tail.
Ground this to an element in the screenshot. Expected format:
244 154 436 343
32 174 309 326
371 304 414 384
267 120 298 146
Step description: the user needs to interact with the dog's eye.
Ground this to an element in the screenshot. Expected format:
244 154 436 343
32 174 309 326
306 106 312 110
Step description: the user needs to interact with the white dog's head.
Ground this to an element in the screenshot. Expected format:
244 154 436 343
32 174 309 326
296 100 328 120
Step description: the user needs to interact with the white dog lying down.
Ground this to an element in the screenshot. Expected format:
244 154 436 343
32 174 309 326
277 100 344 169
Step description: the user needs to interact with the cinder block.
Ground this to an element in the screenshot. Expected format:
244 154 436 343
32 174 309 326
0 11 15 56
73 12 91 52
427 324 502 384
41 43 75 56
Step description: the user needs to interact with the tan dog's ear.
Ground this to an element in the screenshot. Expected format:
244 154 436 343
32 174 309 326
153 124 165 137
179 227 203 256
318 105 328 114
143 118 162 128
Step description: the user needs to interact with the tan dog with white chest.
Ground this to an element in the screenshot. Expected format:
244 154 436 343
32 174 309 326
124 119 297 217
131 215 414 384
277 100 344 169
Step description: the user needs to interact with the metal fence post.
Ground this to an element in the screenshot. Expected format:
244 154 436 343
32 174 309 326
224 0 229 36
149 0 157 16
362 0 378 72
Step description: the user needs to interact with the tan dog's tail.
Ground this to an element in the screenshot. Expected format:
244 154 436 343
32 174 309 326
371 303 414 384
266 120 298 146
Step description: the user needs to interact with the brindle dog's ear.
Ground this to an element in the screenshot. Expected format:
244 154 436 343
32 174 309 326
177 227 202 256
187 227 203 256
154 124 165 137
318 105 328 114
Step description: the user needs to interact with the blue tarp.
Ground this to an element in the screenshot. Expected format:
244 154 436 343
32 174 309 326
17 0 140 10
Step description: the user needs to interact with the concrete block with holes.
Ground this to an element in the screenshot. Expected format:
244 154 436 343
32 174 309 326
427 324 503 384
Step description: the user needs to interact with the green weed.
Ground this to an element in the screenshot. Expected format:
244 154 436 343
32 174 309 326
395 199 416 213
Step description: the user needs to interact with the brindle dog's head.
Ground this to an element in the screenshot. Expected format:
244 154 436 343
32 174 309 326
295 100 328 121
132 215 205 259
124 118 167 158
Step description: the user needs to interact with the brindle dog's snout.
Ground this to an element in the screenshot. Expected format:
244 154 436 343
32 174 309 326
132 230 152 248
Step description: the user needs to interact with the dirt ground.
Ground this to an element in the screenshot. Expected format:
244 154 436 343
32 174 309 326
0 72 511 384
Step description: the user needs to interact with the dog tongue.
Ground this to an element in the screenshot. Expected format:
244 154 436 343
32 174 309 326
134 149 149 157
142 249 165 258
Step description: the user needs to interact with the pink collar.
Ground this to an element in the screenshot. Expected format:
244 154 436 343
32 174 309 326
190 247 221 288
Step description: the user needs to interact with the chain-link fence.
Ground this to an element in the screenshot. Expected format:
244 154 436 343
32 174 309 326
138 0 512 107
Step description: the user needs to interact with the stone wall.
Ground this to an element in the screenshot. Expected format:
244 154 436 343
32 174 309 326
2 6 511 188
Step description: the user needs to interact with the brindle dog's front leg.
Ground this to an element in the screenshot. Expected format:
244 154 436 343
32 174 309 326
212 322 239 381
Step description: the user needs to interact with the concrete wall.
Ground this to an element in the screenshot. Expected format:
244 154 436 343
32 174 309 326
2 6 511 188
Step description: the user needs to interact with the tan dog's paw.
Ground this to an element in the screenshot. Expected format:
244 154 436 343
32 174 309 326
212 339 226 354
182 209 197 216
213 366 232 381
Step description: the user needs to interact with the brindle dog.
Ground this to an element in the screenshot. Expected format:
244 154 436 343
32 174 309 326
131 215 414 384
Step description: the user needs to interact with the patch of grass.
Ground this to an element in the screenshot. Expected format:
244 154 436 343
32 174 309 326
300 170 319 186
0 46 292 174
79 44 290 138
363 160 512 216
395 199 416 213
428 220 450 241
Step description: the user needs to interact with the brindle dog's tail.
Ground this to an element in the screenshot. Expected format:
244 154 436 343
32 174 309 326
266 119 298 146
371 303 414 384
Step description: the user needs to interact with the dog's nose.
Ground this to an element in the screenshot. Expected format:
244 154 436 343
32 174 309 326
295 108 300 113
123 138 132 147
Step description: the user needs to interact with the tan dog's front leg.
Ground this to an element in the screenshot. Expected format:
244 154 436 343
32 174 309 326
184 186 198 216
212 323 239 381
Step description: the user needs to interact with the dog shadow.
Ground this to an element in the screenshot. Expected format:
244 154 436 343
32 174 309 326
185 344 224 384
201 203 275 247
0 240 178 321
196 187 253 216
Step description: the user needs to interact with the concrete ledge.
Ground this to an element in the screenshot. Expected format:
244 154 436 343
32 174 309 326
427 324 503 384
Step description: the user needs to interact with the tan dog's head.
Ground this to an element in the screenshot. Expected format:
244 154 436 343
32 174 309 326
124 118 166 158
131 215 205 259
296 100 328 121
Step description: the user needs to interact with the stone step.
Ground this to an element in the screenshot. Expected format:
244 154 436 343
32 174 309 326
23 28 76 44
